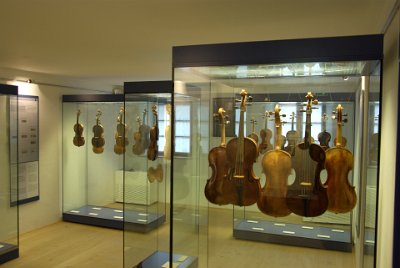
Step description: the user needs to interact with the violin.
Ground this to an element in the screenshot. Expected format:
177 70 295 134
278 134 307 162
73 109 85 147
204 108 234 205
257 104 292 217
247 118 259 144
114 107 129 155
325 104 356 213
140 109 150 150
225 89 261 206
284 112 299 156
164 104 172 160
259 111 273 154
92 110 105 154
286 92 328 217
147 164 163 183
147 105 158 161
318 113 331 150
132 116 144 155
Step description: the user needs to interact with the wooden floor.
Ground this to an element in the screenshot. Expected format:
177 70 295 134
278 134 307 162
1 207 362 268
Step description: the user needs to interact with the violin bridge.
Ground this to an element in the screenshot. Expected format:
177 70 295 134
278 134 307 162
300 182 312 187
233 175 245 179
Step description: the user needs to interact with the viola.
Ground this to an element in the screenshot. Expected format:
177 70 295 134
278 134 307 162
204 107 234 205
284 112 299 156
73 109 85 147
257 104 292 217
325 104 356 213
164 104 172 160
147 164 163 183
318 113 331 150
147 104 159 161
286 92 328 217
132 116 144 155
247 118 259 144
259 111 273 154
92 110 105 154
225 89 261 206
114 107 129 155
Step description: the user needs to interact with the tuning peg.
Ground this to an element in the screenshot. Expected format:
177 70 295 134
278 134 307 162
313 99 318 105
312 107 318 109
235 98 241 103
248 96 253 101
225 120 230 125
281 114 287 117
343 113 348 117
213 113 219 118
343 118 348 123
300 109 306 113
332 111 336 114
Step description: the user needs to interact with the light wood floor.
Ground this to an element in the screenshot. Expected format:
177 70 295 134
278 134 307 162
1 207 364 268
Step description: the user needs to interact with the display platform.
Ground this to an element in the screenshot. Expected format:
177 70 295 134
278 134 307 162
63 205 165 232
233 219 352 252
134 251 197 268
0 242 19 265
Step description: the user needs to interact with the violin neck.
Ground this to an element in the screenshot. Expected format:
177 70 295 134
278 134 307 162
322 118 327 132
336 123 343 147
220 122 226 147
291 117 294 131
304 109 312 147
275 122 282 150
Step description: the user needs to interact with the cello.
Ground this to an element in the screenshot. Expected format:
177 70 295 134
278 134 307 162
325 104 356 213
284 112 299 156
114 107 129 155
73 109 85 147
259 111 273 154
204 107 233 205
92 110 105 154
318 113 331 150
286 92 328 217
257 104 292 217
225 89 261 206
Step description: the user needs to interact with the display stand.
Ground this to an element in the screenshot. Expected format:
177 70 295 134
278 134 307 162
62 94 165 232
0 84 19 264
172 35 382 267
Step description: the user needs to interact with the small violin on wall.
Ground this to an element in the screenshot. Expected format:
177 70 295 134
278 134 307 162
92 110 105 154
73 109 85 147
114 107 129 155
147 104 159 161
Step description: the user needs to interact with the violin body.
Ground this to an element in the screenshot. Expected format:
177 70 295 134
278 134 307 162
225 137 260 206
284 130 298 156
248 133 259 144
92 124 105 154
318 131 331 150
259 128 273 154
286 143 328 217
258 149 292 217
204 146 234 205
132 130 144 155
147 164 163 183
73 123 85 147
114 124 129 155
325 147 356 213
147 123 158 161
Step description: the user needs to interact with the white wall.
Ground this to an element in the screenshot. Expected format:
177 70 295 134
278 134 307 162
1 80 96 234
377 9 399 268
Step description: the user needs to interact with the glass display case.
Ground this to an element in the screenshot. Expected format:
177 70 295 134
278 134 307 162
172 35 382 268
62 93 165 231
123 81 174 268
0 84 19 264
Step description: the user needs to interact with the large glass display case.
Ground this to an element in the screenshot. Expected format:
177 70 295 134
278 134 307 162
62 94 165 231
0 84 19 264
123 81 191 268
172 35 382 268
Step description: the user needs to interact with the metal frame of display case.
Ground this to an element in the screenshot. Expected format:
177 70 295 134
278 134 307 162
172 34 383 261
0 84 19 264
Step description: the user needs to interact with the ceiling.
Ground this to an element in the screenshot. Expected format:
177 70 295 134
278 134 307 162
0 0 396 92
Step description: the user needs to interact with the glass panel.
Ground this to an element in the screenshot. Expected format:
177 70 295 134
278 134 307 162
0 93 19 258
123 93 170 268
174 59 381 268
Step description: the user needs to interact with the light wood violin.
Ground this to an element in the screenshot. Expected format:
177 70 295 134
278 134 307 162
114 107 129 155
257 104 292 217
92 110 105 154
73 109 85 147
225 90 261 206
286 92 328 217
325 104 356 213
147 105 159 161
148 164 163 183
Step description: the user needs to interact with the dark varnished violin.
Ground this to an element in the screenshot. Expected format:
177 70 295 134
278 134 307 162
318 113 331 150
73 109 85 147
147 104 158 161
92 110 105 154
225 89 261 206
140 109 150 150
286 92 328 217
247 118 259 144
259 111 273 154
114 107 129 155
257 104 292 217
204 107 234 205
284 112 299 156
132 116 144 155
325 104 356 213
